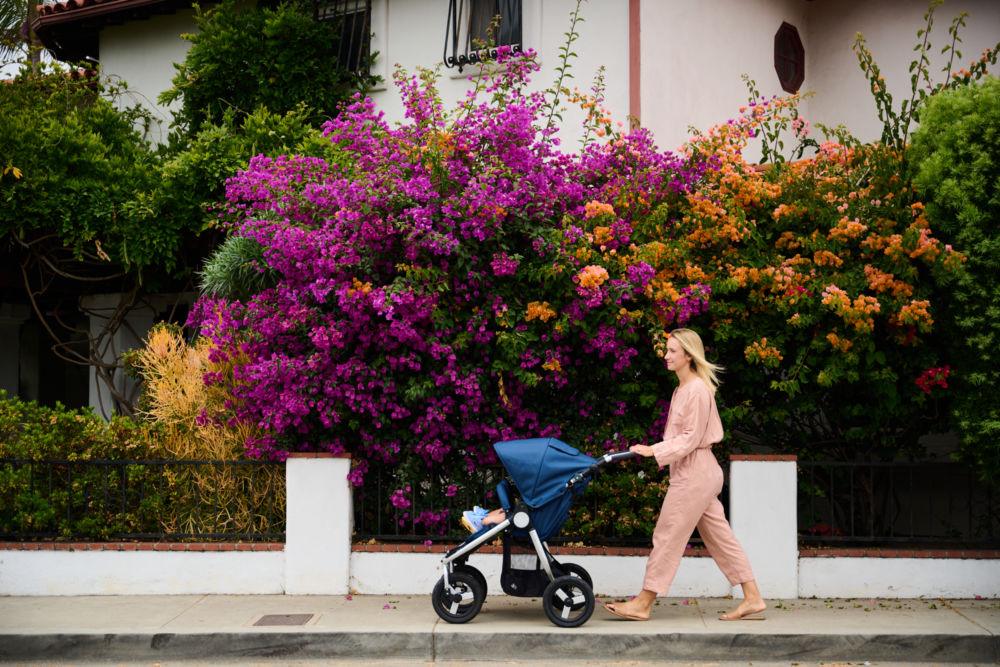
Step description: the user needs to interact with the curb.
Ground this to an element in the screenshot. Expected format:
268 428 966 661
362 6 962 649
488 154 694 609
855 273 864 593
1 631 996 663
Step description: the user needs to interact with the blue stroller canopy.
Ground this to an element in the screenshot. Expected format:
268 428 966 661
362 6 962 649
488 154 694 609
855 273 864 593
493 438 596 508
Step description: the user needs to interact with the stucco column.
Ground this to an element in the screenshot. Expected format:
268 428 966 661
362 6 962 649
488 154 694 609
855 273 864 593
80 293 156 418
729 454 798 599
0 304 29 396
284 453 353 594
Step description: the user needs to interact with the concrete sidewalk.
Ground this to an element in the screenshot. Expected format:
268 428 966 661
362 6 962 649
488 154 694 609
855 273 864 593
0 594 997 663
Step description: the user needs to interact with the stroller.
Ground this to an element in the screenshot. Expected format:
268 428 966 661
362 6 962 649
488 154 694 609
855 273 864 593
431 437 637 627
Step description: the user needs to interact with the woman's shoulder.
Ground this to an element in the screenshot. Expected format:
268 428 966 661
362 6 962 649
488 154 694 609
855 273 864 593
680 377 716 399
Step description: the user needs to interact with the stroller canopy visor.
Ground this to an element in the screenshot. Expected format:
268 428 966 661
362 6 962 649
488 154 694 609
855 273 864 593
493 438 596 507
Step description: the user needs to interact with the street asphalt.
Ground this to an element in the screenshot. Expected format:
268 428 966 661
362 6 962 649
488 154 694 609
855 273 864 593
0 594 997 663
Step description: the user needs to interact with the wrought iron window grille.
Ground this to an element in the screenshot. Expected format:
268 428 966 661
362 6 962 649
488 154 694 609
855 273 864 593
444 0 523 72
315 0 373 74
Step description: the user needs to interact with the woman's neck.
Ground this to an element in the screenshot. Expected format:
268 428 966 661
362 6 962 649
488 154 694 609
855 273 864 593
675 365 696 386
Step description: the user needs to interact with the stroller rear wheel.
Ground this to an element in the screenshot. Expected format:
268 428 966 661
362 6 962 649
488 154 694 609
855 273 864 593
432 571 484 624
542 574 595 628
556 562 592 589
454 564 487 597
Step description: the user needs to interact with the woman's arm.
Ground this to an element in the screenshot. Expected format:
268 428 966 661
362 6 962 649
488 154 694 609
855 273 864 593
638 386 713 467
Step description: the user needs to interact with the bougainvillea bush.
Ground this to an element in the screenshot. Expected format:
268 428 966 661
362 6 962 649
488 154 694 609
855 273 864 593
576 97 965 460
190 50 966 539
191 51 705 536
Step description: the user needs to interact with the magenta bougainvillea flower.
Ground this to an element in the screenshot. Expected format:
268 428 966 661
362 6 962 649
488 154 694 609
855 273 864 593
190 50 704 510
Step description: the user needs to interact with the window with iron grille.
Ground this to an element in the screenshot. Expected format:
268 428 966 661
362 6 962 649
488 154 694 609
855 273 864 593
444 0 523 72
315 0 372 74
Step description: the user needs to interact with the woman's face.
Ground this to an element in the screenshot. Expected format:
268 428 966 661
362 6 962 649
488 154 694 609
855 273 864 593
664 337 690 373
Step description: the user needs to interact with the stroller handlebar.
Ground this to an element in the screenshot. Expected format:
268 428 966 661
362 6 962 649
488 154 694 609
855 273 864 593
566 450 640 489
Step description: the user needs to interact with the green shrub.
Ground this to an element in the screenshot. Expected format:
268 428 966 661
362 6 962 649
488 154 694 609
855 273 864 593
909 76 1000 483
0 391 284 540
160 0 379 134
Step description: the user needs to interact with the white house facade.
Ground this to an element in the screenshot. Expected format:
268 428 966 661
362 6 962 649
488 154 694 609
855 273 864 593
14 0 1000 414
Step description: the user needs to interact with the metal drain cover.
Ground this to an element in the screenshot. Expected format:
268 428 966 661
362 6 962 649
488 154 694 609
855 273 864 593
253 613 314 626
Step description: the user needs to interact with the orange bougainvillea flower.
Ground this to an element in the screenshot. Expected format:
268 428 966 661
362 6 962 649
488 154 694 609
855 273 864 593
576 265 609 289
584 200 615 219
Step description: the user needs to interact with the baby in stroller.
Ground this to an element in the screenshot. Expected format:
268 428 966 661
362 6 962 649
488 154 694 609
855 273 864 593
432 437 635 628
460 506 505 533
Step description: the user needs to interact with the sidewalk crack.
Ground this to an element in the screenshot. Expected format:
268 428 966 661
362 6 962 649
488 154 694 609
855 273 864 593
430 615 439 662
941 599 993 635
159 594 207 629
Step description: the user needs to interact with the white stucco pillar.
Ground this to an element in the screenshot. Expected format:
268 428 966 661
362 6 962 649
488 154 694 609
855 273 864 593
285 453 353 594
0 304 29 396
729 454 798 599
80 293 156 418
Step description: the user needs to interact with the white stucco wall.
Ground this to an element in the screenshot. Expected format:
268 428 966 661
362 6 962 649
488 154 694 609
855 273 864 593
0 551 284 595
806 0 1000 144
640 0 807 157
99 9 197 144
349 552 730 597
368 0 630 148
799 557 1000 599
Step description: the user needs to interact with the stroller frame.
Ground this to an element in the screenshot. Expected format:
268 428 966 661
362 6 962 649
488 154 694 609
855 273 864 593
431 446 637 628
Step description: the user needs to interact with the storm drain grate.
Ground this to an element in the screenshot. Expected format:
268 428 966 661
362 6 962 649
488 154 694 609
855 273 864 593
253 613 314 626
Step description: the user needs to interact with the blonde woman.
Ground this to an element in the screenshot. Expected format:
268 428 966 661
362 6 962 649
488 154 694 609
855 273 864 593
604 328 767 622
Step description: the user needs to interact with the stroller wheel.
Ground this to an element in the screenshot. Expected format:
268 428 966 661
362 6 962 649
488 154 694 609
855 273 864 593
454 564 488 597
432 571 484 624
557 562 593 589
542 574 595 628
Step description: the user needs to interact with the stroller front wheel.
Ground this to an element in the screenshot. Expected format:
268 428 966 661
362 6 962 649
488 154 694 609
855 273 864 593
432 571 484 624
454 564 488 597
542 574 595 628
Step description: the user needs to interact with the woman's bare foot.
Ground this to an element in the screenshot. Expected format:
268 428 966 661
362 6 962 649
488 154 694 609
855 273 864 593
604 590 656 621
719 597 767 621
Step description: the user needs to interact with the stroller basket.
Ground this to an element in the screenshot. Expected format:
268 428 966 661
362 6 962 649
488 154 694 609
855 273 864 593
431 438 637 628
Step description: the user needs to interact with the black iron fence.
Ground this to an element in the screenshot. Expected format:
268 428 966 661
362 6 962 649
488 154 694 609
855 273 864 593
351 464 679 547
3 457 994 548
798 461 998 547
0 459 285 541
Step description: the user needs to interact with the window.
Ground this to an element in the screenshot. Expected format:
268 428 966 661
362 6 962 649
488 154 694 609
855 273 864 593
444 0 523 71
316 0 372 73
774 21 804 94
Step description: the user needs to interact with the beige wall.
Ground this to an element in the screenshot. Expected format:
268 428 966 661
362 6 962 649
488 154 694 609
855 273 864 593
99 9 197 144
640 0 807 157
806 0 1000 143
367 0 630 148
640 0 1000 157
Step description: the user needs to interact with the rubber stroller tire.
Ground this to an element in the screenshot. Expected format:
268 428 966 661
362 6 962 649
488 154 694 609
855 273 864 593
454 564 488 597
557 562 593 589
542 574 595 628
432 571 484 624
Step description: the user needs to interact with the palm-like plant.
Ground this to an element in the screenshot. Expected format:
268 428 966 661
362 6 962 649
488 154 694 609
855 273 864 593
1 0 40 68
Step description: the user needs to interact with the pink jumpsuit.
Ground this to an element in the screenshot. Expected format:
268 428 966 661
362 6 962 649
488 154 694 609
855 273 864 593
642 378 755 594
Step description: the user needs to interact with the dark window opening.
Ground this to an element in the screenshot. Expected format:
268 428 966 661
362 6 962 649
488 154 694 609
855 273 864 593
444 0 523 71
774 21 805 94
316 0 372 74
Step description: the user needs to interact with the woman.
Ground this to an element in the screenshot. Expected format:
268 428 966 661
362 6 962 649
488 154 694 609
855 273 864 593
604 328 767 622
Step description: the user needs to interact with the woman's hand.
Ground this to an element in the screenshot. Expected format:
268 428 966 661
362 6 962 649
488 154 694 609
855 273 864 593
629 444 655 458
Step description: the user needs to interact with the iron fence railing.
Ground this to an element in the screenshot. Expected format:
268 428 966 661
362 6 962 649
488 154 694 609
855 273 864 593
351 464 712 547
0 459 285 542
798 461 997 547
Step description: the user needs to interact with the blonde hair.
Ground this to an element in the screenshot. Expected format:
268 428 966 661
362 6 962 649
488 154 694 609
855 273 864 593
670 328 723 393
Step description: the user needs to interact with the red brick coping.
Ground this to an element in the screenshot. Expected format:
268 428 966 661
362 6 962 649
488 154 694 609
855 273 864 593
800 547 1000 559
0 542 283 551
352 542 695 557
729 454 798 461
2 542 995 559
